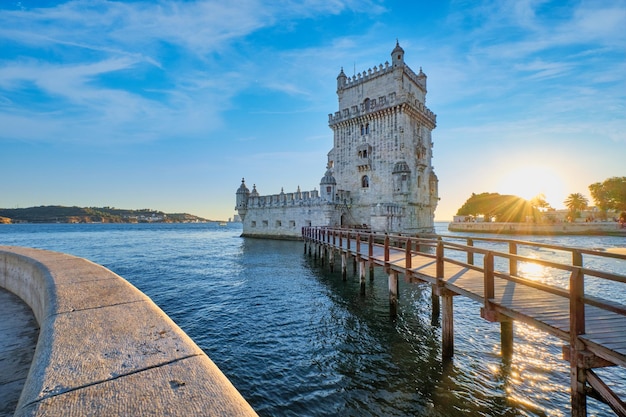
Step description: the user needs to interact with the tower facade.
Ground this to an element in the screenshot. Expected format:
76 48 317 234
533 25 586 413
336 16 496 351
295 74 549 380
236 42 438 238
327 41 438 232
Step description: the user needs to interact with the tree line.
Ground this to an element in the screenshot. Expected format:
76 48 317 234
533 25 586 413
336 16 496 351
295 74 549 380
457 177 626 222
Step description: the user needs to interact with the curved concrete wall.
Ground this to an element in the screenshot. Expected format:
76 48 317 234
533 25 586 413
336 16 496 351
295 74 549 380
0 246 258 417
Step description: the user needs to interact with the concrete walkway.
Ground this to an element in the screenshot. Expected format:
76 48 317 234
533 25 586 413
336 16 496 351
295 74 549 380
0 288 38 417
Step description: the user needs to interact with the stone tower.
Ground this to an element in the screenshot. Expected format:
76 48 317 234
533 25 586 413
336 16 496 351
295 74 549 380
327 41 438 232
236 42 438 238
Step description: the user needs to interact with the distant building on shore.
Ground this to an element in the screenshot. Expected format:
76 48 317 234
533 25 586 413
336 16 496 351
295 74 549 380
236 42 439 239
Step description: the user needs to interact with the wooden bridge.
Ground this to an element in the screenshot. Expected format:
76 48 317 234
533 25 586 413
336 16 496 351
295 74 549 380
302 226 626 417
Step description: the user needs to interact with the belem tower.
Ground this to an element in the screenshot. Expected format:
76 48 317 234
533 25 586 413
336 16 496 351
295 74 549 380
236 42 439 239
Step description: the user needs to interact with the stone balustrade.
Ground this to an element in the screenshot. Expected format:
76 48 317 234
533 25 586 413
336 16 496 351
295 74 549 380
0 245 258 417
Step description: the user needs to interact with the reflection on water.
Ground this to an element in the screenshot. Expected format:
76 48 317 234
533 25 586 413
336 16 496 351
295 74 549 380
1 222 624 416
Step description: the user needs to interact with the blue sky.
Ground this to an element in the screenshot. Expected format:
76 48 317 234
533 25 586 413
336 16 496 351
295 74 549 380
1 0 624 221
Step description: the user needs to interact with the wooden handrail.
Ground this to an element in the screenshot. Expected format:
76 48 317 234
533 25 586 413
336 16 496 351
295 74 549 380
302 226 626 323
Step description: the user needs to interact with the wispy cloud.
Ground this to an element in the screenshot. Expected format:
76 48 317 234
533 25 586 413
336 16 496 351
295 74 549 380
0 0 383 145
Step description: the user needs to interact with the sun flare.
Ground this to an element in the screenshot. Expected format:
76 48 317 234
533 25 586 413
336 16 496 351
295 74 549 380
495 165 567 209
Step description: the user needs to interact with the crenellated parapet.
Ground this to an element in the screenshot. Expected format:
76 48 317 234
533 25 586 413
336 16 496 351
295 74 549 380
329 100 436 129
338 61 394 90
329 70 436 129
245 186 322 209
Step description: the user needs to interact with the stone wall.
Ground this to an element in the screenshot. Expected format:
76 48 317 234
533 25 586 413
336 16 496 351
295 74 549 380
447 222 626 236
0 246 258 417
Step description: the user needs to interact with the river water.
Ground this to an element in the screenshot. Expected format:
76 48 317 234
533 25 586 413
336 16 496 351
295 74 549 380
1 222 624 416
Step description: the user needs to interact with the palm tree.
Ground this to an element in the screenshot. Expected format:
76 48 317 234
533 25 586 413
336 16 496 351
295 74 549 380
564 193 588 220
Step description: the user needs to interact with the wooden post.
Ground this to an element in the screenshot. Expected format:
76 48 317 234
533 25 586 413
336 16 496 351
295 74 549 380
341 252 347 281
436 238 444 279
368 234 374 281
484 252 494 308
431 285 440 326
509 242 517 276
329 249 335 273
570 267 585 337
389 270 398 318
467 238 474 265
384 234 390 271
405 237 412 270
501 319 513 361
433 239 444 324
569 266 587 417
321 246 325 267
359 258 366 295
442 290 454 358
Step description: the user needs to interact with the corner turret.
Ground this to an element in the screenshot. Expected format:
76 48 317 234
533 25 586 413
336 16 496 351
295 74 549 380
235 178 250 219
337 67 347 91
320 166 337 202
417 66 427 91
391 40 404 67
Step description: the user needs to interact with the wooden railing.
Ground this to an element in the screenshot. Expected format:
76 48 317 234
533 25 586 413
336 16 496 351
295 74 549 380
302 226 626 417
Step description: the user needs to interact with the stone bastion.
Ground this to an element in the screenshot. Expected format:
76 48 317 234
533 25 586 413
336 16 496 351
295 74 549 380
0 245 258 416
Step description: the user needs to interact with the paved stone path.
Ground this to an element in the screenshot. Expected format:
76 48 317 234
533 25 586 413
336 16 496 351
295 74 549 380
0 288 39 417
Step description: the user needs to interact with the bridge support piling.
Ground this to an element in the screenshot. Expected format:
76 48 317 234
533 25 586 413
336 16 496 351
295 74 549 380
501 319 513 361
441 290 454 359
329 249 335 272
571 362 588 417
388 271 398 318
431 286 441 326
341 252 347 281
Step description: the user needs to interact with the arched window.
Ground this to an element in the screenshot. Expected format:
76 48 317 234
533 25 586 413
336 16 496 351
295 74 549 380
365 123 370 134
360 124 364 135
361 175 369 188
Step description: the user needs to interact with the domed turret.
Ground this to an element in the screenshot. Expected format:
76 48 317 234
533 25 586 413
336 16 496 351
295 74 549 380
391 40 404 67
417 66 427 90
337 67 347 91
320 167 337 202
235 178 250 219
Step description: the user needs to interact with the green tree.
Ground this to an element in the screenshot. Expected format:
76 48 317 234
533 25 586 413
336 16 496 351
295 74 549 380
564 193 588 219
456 192 540 222
589 177 626 213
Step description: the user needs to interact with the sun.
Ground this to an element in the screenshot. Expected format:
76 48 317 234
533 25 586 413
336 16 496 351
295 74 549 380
495 165 567 209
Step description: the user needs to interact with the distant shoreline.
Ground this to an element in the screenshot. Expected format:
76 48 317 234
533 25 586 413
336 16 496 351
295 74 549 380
447 221 626 236
0 205 213 224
